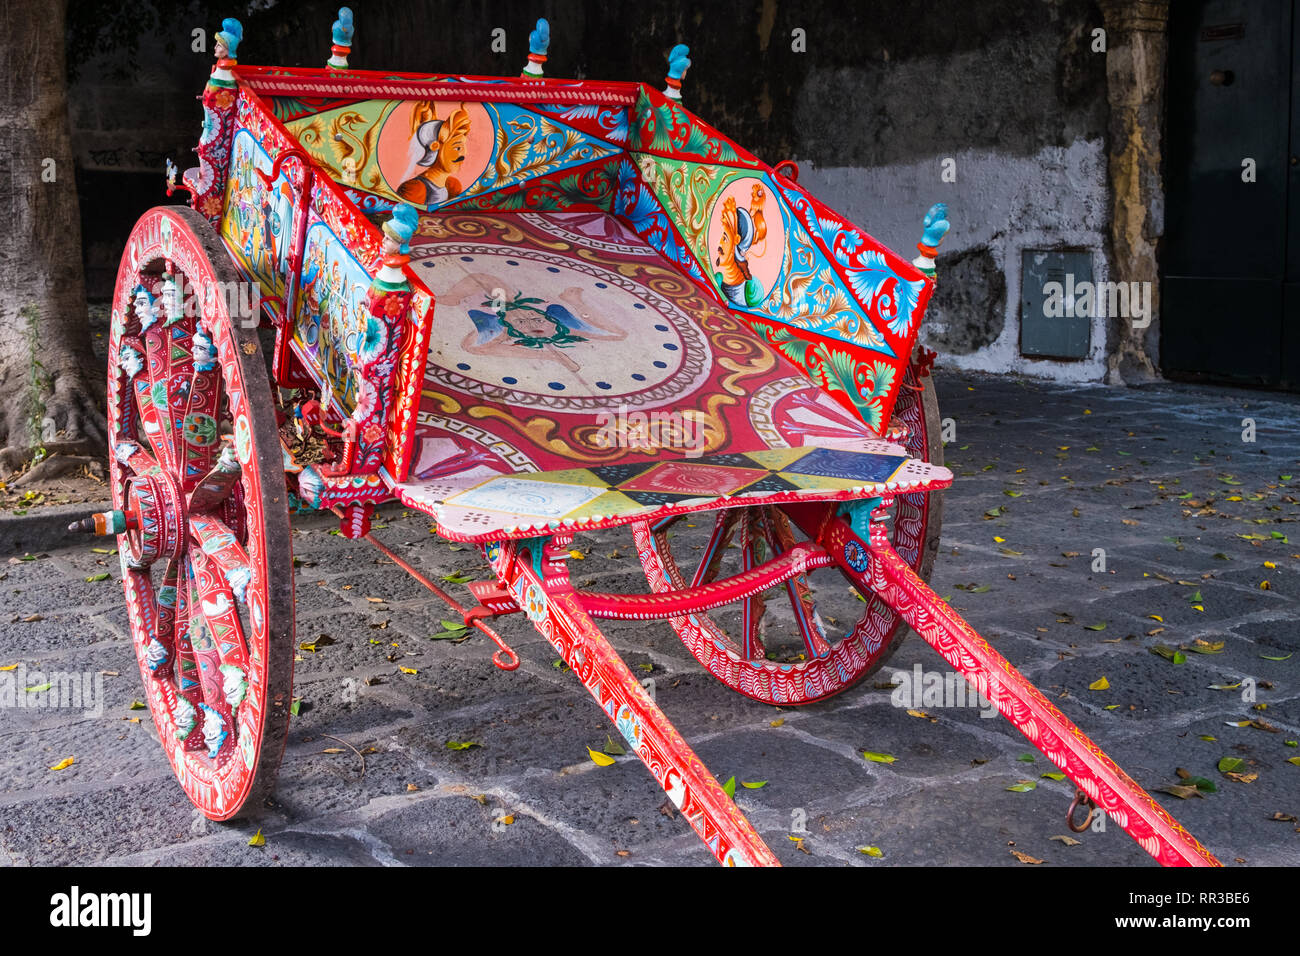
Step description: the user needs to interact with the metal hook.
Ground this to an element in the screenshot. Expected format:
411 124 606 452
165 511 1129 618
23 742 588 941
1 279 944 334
1067 788 1097 832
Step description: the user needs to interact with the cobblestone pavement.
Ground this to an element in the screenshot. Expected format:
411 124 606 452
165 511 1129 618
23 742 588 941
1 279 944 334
2 369 1299 868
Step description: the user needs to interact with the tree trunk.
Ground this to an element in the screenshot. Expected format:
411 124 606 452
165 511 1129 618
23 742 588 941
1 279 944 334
0 0 105 472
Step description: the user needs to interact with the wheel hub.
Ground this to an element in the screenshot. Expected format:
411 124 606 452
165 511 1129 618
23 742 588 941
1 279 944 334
123 472 186 569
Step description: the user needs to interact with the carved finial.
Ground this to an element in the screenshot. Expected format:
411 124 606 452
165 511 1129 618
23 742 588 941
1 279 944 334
375 203 418 288
912 202 950 279
211 18 243 86
664 44 690 100
522 18 550 77
328 7 354 70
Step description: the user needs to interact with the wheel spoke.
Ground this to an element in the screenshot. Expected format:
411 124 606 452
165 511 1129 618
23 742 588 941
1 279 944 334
171 561 205 750
760 508 832 659
738 511 766 661
179 332 226 491
690 509 739 588
188 440 242 513
113 439 161 478
185 552 241 761
130 361 175 471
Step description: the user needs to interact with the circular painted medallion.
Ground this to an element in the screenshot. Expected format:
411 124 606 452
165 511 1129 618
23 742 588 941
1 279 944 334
416 245 712 411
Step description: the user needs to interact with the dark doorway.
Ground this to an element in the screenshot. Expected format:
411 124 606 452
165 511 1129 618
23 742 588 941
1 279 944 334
1163 0 1300 389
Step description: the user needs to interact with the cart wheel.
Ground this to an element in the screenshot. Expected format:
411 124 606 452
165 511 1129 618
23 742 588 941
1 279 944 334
106 206 293 819
634 363 943 705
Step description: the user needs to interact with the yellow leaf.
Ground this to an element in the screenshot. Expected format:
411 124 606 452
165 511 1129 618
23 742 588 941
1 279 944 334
1191 604 1204 612
1260 581 1271 590
993 536 1005 543
1088 676 1110 691
568 549 585 560
1264 561 1277 569
858 845 883 857
769 717 785 727
500 814 515 825
588 747 616 766
1148 614 1163 622
398 666 418 675
0 663 18 671
48 756 75 771
248 829 266 847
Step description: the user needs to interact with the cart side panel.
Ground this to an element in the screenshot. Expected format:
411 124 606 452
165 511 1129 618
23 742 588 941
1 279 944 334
615 95 932 434
221 126 297 304
278 97 625 215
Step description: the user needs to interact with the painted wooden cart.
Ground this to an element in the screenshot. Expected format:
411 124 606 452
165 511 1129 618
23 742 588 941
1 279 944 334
85 11 1220 866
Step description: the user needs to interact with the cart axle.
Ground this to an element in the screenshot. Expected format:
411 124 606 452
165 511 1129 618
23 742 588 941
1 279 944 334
68 509 138 535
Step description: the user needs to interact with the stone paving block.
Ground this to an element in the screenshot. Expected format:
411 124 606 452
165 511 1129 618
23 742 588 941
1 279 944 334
365 793 592 866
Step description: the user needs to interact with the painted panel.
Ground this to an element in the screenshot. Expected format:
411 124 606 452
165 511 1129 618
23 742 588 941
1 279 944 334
283 98 621 210
292 212 377 415
220 128 296 300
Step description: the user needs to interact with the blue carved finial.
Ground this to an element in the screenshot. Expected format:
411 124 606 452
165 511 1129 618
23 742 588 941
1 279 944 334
913 202 951 278
523 18 550 76
920 203 950 249
328 7 355 69
530 18 550 56
215 18 242 59
383 204 419 255
664 44 691 100
333 7 355 45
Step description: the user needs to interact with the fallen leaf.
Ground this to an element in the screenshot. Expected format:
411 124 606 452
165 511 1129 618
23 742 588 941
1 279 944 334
1011 850 1044 864
1217 756 1245 774
1149 644 1187 665
0 663 17 671
248 829 266 847
603 735 627 756
906 708 938 722
1259 652 1293 661
1156 784 1203 799
1050 835 1082 846
85 573 110 583
1041 772 1066 781
741 780 768 789
128 700 146 711
861 750 896 764
48 756 75 771
1083 622 1107 632
858 845 883 857
1225 772 1258 784
588 747 616 766
1271 812 1298 822
769 718 785 727
446 740 481 751
406 783 419 792
1006 780 1037 792
321 747 344 754
1088 676 1110 691
721 776 736 798
398 666 418 675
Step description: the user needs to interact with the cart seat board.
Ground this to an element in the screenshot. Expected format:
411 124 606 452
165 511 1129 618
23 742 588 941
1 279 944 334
397 444 950 542
388 209 950 539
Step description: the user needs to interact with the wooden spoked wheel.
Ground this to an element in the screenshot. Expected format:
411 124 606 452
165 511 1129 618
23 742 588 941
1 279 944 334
107 206 294 819
635 365 943 705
